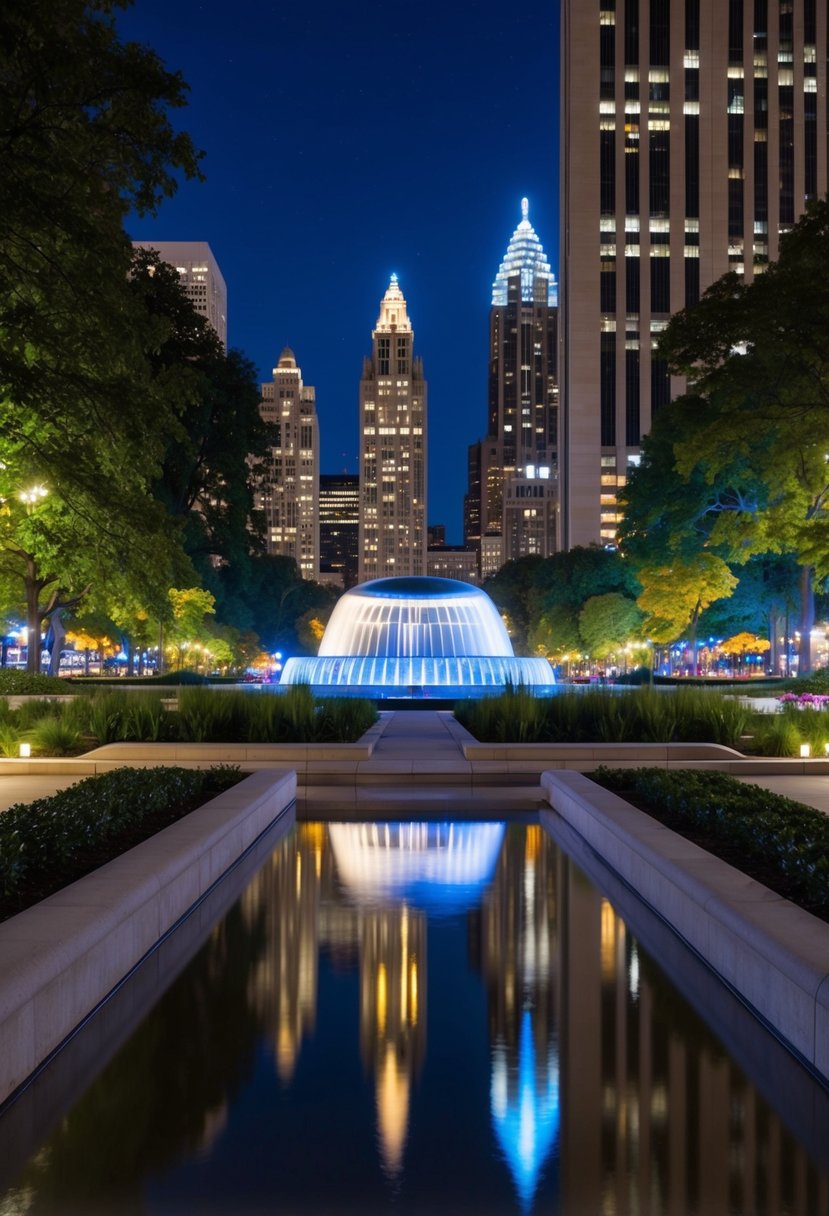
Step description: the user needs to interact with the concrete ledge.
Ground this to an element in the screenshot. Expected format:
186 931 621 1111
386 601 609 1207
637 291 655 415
541 770 829 1081
0 769 297 1106
464 741 744 761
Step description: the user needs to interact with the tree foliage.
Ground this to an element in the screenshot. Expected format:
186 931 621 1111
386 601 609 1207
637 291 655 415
578 593 645 660
628 199 829 674
0 1 202 668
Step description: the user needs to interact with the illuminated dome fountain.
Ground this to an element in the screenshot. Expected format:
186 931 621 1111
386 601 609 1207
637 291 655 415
279 576 554 697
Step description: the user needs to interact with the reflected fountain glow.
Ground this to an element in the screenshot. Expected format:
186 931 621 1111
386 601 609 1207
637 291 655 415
328 821 506 914
279 576 554 696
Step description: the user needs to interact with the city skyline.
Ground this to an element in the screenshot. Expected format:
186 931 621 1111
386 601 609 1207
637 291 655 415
119 0 560 544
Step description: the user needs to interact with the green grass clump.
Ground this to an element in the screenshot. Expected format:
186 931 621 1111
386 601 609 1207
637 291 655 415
455 686 750 748
0 684 377 752
593 767 829 921
27 716 83 756
0 765 242 921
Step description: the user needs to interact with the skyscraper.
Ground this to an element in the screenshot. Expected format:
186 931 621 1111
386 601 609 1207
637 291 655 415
258 348 320 578
319 473 360 589
560 0 828 549
358 276 427 583
131 240 227 347
466 200 559 570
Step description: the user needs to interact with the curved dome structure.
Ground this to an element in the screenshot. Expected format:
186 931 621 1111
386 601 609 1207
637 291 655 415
280 576 554 696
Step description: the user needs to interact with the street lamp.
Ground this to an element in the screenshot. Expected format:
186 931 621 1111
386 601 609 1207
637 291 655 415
18 484 48 511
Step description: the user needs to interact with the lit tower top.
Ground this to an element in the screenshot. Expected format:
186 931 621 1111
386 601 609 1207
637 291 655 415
375 273 412 332
491 198 557 307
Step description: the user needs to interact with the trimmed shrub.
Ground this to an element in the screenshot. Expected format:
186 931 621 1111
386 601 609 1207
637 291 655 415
593 767 829 920
0 765 242 920
0 671 71 696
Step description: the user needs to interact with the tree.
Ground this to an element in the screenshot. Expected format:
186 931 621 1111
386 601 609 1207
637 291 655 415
653 199 829 674
483 557 545 652
0 1 202 670
578 593 646 663
719 632 771 676
636 555 738 673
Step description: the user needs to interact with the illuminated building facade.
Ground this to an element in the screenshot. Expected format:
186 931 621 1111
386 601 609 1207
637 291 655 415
258 347 319 578
560 0 829 547
319 473 359 589
359 276 427 582
466 200 559 571
131 239 227 347
425 545 478 584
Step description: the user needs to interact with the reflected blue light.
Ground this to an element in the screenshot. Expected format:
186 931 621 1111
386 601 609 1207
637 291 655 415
328 821 505 916
491 1010 560 1211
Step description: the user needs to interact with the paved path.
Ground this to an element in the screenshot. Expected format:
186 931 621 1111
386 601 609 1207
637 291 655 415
735 774 829 814
0 774 85 812
368 710 466 757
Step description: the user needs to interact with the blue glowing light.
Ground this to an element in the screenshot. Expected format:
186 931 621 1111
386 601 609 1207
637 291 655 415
490 1010 560 1211
328 821 506 916
492 198 557 308
279 577 555 696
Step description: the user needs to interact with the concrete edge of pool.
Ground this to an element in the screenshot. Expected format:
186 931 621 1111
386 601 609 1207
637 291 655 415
541 771 829 1086
0 769 297 1108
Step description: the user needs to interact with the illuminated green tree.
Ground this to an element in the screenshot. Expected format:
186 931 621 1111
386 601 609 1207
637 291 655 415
648 199 829 674
578 593 646 663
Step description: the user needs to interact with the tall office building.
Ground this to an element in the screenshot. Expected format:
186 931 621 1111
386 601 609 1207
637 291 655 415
358 276 427 583
258 348 320 578
465 200 559 570
131 240 227 347
319 473 360 589
560 0 828 548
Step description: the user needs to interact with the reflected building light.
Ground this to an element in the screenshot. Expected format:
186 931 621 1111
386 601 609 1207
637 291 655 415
377 1043 410 1177
328 821 506 915
491 1010 560 1210
628 943 640 1001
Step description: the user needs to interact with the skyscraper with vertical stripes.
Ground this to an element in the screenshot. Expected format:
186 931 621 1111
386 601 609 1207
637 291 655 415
358 276 428 582
560 0 828 549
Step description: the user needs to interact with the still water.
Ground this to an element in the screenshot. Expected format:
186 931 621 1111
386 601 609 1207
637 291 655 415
2 818 829 1216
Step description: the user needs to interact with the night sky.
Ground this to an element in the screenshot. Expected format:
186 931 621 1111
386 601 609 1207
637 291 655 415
119 0 560 543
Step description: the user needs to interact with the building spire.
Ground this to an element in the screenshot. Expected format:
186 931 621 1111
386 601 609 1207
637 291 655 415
491 197 557 307
376 273 411 332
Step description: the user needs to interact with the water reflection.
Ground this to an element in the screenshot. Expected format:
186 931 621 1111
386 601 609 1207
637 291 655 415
3 820 829 1216
481 825 560 1208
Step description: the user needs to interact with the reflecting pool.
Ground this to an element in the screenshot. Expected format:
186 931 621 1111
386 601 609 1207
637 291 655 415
2 819 829 1215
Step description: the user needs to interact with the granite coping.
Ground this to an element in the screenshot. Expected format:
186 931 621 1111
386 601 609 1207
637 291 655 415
540 770 829 1082
0 769 297 1107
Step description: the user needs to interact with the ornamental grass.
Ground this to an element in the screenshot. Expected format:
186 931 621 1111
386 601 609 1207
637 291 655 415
455 686 751 748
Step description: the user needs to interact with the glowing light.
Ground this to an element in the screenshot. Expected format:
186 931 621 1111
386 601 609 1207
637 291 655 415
491 1011 560 1210
280 577 555 694
328 821 506 915
492 198 557 307
19 743 31 758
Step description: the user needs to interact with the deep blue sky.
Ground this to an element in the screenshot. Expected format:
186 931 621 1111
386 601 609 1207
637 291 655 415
120 0 560 543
